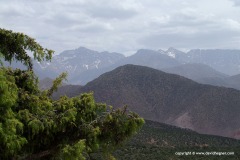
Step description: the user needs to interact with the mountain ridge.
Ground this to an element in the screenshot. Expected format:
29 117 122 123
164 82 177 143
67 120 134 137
54 64 240 139
4 46 240 90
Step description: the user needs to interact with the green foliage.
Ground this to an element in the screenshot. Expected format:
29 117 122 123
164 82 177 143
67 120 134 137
47 72 68 96
97 106 145 152
59 140 86 160
0 68 18 107
0 28 144 159
0 67 27 157
0 28 53 70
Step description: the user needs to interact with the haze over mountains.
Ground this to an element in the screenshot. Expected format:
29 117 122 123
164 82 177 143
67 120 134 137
31 46 240 92
6 46 240 89
35 47 125 84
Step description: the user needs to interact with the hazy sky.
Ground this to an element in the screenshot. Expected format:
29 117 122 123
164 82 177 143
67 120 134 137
1 0 240 55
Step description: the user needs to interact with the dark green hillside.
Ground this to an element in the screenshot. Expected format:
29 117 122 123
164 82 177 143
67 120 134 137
57 64 240 138
112 120 240 160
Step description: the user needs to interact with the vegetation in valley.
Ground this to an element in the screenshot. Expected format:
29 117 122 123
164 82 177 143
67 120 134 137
112 120 240 160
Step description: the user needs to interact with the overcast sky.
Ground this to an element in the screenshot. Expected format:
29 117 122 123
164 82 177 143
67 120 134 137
1 0 240 55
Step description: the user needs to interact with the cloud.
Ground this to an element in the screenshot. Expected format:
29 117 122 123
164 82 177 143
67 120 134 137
1 0 240 55
86 7 137 20
229 0 240 6
49 0 139 20
138 27 240 50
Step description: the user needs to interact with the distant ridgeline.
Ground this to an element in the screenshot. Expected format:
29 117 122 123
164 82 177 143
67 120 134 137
6 47 240 90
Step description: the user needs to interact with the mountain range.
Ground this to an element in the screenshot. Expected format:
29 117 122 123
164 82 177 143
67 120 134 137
53 65 240 139
163 64 240 90
162 47 240 75
6 46 240 90
33 47 240 90
35 47 125 84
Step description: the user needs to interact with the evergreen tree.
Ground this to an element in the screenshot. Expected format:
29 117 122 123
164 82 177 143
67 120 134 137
0 28 144 159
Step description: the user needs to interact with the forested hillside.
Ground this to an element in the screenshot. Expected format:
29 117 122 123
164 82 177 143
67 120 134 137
112 120 240 160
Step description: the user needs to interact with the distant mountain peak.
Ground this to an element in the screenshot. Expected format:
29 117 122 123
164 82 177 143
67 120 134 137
157 47 186 59
75 47 99 55
167 47 178 51
36 47 125 84
157 49 165 53
166 51 176 58
166 47 185 53
76 46 94 51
